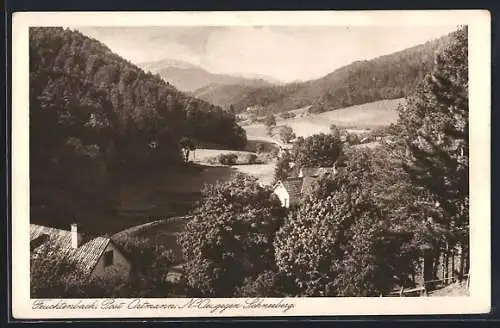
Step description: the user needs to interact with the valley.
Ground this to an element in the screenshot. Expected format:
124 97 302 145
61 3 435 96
28 25 470 300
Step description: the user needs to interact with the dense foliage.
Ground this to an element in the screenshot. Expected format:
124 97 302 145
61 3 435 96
274 151 293 182
196 34 451 115
397 26 469 278
264 114 277 136
291 133 343 168
30 27 246 227
178 174 286 296
274 146 436 296
279 125 296 144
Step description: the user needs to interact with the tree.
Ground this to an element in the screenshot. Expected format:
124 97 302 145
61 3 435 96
291 133 343 167
264 114 276 136
179 137 196 162
329 124 341 139
177 174 286 297
274 151 293 182
345 132 360 145
397 26 469 279
274 183 393 296
279 125 296 144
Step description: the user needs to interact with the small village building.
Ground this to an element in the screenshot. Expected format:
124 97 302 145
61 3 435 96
30 223 131 280
273 176 318 208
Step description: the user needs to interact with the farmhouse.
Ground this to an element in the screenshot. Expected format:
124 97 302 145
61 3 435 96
273 176 317 208
30 223 131 279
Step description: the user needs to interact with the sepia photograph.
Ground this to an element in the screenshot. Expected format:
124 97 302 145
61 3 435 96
11 10 490 318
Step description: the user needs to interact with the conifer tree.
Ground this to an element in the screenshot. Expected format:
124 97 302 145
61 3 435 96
397 26 469 278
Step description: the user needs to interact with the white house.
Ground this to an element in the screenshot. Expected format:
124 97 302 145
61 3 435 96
30 223 131 280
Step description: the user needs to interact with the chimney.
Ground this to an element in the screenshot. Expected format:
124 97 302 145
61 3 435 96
70 223 82 249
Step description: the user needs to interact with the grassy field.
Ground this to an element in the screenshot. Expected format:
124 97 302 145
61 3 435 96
192 149 256 164
62 164 238 235
193 148 276 186
109 149 276 235
244 98 404 141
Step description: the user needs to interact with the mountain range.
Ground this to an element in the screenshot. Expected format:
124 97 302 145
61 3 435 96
138 58 276 94
139 30 454 116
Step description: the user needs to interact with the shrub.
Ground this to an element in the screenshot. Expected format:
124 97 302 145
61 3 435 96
279 125 296 144
242 153 258 164
235 271 294 297
346 133 360 145
279 112 296 120
217 153 238 165
291 133 343 167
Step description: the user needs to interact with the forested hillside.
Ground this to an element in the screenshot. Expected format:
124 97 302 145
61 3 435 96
198 33 452 115
192 83 263 109
29 27 246 227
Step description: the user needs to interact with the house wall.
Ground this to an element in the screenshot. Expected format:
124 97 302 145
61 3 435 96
273 183 290 208
91 242 131 280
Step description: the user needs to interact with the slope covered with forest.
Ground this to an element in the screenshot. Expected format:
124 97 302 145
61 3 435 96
29 27 246 229
197 33 453 115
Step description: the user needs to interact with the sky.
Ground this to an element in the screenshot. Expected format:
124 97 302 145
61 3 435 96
75 25 460 83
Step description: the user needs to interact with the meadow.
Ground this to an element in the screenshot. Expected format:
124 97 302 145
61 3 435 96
193 148 277 186
243 98 404 141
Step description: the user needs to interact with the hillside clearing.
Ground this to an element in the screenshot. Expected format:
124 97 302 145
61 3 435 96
243 98 404 141
194 148 276 186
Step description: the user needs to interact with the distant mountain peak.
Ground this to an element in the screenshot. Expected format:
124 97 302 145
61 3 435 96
137 58 277 92
138 58 201 72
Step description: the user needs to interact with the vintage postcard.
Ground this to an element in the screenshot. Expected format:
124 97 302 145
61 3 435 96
11 10 491 319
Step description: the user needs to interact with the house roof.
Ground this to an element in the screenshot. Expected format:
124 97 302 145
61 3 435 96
300 176 318 195
300 167 334 177
281 177 304 203
30 224 111 275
